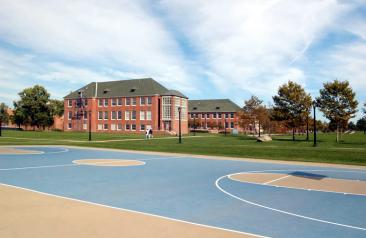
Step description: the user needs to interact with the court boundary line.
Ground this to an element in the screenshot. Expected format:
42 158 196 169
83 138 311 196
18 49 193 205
229 173 366 197
216 169 366 231
0 182 269 238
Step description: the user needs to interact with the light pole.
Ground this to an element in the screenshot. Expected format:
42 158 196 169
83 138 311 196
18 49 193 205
224 113 227 136
178 106 182 143
313 101 317 147
88 110 92 141
193 114 196 136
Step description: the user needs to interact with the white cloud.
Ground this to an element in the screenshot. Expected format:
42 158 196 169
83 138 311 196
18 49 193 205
0 0 195 92
158 0 359 99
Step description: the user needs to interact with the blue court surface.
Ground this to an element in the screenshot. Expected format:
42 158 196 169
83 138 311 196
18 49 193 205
1 146 366 238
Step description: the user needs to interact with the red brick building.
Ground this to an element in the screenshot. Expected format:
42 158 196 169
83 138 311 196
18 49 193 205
64 78 188 134
188 99 241 132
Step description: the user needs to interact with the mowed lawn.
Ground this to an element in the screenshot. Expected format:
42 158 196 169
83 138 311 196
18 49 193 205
1 130 366 166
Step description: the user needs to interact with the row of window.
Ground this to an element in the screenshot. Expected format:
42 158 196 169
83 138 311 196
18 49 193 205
67 123 150 131
191 122 235 128
67 97 153 107
97 111 152 120
67 111 152 121
98 97 152 107
190 113 235 119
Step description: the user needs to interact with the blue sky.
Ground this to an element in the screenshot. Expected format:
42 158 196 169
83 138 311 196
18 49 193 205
0 0 365 121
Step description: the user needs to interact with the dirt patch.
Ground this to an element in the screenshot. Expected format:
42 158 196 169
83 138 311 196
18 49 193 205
73 159 145 167
0 147 42 155
0 184 257 238
230 173 366 195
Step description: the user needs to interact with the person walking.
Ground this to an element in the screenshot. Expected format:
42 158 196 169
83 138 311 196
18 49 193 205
149 128 153 139
145 128 150 139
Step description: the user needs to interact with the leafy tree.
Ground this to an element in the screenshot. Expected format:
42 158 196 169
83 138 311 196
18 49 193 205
13 85 52 130
348 121 356 130
272 81 312 141
0 102 10 136
317 80 358 143
356 118 366 134
48 99 64 117
240 96 269 136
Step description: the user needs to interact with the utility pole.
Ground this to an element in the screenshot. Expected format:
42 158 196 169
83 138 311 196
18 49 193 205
313 102 317 147
178 107 182 143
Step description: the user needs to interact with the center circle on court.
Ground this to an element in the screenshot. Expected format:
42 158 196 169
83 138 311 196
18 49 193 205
72 159 145 167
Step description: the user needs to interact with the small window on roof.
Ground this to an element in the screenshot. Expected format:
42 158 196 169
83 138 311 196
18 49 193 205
103 88 111 94
130 87 137 92
216 106 220 110
193 107 197 110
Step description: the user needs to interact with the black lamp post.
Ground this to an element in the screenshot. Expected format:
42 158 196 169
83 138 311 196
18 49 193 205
313 101 317 147
178 107 182 143
224 114 227 136
193 114 196 136
88 110 92 141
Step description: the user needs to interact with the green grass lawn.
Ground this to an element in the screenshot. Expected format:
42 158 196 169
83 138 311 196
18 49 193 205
1 130 366 166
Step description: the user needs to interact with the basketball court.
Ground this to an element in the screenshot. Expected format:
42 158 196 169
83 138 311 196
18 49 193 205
1 146 365 238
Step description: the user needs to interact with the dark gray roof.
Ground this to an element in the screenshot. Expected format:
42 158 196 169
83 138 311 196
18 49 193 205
189 99 241 113
64 78 187 99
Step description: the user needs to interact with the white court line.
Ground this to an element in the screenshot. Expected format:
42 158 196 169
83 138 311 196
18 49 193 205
263 175 291 185
216 169 366 231
0 164 77 171
0 182 269 238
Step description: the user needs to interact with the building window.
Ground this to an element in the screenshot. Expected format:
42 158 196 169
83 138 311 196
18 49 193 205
146 111 151 120
147 97 152 105
140 97 145 105
117 98 122 106
83 124 87 130
111 124 116 131
162 96 171 120
68 123 72 129
97 124 103 130
125 124 130 130
84 112 88 119
125 111 130 120
140 124 145 131
126 98 131 106
98 99 103 107
206 113 210 118
218 113 222 119
231 122 234 128
68 111 72 120
117 124 122 131
104 111 108 120
132 98 136 106
84 99 88 106
140 111 145 120
225 113 229 119
131 124 136 131
103 124 108 130
131 110 136 120
225 122 229 128
98 111 103 120
231 113 234 118
112 99 117 106
111 111 117 120
117 111 122 120
68 100 72 107
104 99 108 107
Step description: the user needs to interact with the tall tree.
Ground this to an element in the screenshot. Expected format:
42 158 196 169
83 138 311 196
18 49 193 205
0 103 10 136
13 85 52 130
272 81 312 141
49 99 64 117
356 118 366 134
240 96 269 135
317 80 358 143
